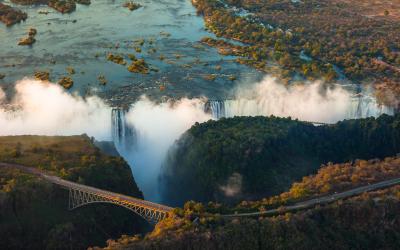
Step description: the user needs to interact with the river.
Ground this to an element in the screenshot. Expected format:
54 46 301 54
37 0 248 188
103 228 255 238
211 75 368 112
0 0 260 104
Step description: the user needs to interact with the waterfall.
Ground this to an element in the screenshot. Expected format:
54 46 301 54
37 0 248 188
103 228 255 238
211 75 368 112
205 95 393 122
111 108 137 152
347 95 393 119
204 100 225 119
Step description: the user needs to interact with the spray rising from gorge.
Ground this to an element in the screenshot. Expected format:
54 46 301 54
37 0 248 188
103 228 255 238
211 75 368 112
0 77 393 201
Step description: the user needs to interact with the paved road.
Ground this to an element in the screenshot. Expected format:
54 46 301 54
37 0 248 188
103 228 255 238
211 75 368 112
0 162 173 213
2 161 399 218
223 177 400 218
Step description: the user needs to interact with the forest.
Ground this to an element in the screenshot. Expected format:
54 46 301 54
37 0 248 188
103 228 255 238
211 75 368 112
0 135 146 250
101 156 400 250
160 114 400 205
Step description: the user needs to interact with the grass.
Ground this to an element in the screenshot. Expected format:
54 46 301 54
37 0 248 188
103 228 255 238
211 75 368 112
0 135 97 170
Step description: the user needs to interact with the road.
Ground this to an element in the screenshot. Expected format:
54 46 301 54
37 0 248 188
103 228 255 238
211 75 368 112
0 162 173 213
223 177 400 218
2 161 399 219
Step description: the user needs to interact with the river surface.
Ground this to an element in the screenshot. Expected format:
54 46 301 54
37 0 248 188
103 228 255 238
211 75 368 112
0 0 261 104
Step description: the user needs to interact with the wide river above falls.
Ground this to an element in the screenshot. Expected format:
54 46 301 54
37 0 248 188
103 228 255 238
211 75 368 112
0 0 261 104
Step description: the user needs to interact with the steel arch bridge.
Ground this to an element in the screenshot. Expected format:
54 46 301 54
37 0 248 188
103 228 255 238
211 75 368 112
0 162 173 223
67 187 171 223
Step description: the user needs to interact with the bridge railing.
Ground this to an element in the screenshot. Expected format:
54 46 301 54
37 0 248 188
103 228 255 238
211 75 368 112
0 162 173 223
44 174 172 212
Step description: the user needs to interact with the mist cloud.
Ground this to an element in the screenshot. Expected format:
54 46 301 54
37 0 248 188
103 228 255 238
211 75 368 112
118 97 212 201
226 76 392 123
0 78 111 140
219 173 243 197
0 76 392 202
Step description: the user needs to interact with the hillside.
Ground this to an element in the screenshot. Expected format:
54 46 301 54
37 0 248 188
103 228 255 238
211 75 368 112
0 135 145 250
99 156 400 250
160 114 400 205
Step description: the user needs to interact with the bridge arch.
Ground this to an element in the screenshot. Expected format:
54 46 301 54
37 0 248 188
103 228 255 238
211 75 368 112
68 188 170 223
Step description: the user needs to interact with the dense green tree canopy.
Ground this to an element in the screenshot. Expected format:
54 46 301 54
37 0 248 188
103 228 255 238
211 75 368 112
161 114 400 205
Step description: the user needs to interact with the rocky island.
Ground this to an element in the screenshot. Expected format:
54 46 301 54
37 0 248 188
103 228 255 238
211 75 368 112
58 76 74 89
0 3 27 26
48 0 76 14
123 1 141 11
18 28 37 46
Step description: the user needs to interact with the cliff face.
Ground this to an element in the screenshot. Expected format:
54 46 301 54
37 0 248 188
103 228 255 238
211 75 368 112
0 135 146 250
160 114 400 205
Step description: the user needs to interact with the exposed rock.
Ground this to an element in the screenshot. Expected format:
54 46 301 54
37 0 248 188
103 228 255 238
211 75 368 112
34 71 50 81
0 3 27 26
48 0 76 14
98 75 107 85
18 27 37 46
123 2 141 11
127 59 149 74
28 27 37 36
18 36 36 46
58 76 74 89
107 53 127 65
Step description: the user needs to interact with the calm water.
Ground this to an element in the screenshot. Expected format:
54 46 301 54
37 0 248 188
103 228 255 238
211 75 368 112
0 0 261 104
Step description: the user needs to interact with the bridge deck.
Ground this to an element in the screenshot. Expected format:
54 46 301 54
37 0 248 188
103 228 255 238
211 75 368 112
0 162 173 213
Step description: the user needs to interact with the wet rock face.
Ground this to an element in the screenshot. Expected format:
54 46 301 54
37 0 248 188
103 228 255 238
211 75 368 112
0 3 27 26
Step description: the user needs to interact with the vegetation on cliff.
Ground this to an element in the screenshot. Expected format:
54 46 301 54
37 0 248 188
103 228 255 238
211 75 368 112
237 156 400 212
160 114 400 205
102 156 400 250
0 135 145 250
